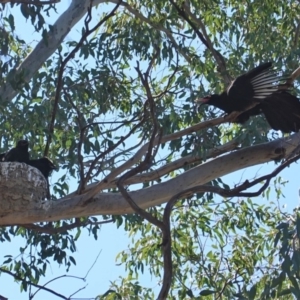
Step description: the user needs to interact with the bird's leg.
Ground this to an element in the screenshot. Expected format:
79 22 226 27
226 102 260 122
46 179 51 199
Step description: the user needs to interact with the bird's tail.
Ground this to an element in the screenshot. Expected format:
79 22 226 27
260 91 300 132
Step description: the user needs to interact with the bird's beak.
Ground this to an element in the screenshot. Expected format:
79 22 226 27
195 97 209 104
52 165 59 171
195 97 209 107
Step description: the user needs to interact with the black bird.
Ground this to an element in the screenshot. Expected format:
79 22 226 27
27 157 57 179
3 140 29 162
198 62 300 132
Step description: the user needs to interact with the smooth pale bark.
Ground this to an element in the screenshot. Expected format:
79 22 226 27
0 133 299 225
0 0 105 103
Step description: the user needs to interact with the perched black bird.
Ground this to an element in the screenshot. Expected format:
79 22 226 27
198 62 300 132
27 157 57 179
3 140 29 162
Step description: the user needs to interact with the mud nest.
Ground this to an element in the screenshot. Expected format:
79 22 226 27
0 162 47 213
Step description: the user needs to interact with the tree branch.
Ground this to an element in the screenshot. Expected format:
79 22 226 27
157 153 300 298
20 218 113 234
44 1 121 157
109 0 195 64
0 268 68 299
1 132 299 225
0 0 110 104
168 0 231 85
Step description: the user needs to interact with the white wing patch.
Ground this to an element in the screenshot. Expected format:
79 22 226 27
251 71 279 99
227 80 234 93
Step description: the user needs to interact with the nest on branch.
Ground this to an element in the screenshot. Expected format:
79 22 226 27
0 162 47 213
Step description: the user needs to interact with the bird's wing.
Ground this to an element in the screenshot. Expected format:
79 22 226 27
4 149 15 161
261 91 300 132
3 148 29 162
228 62 278 101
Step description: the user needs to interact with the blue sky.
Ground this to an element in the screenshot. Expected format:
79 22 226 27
1 2 300 299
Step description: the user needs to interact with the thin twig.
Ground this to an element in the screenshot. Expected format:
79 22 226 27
63 89 86 189
20 218 113 234
168 0 231 84
0 268 68 299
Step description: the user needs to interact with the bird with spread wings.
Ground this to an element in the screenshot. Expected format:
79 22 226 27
198 62 300 133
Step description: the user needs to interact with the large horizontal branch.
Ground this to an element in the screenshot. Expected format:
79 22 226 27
0 133 299 225
65 118 239 199
68 113 239 203
107 138 240 188
78 132 238 196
